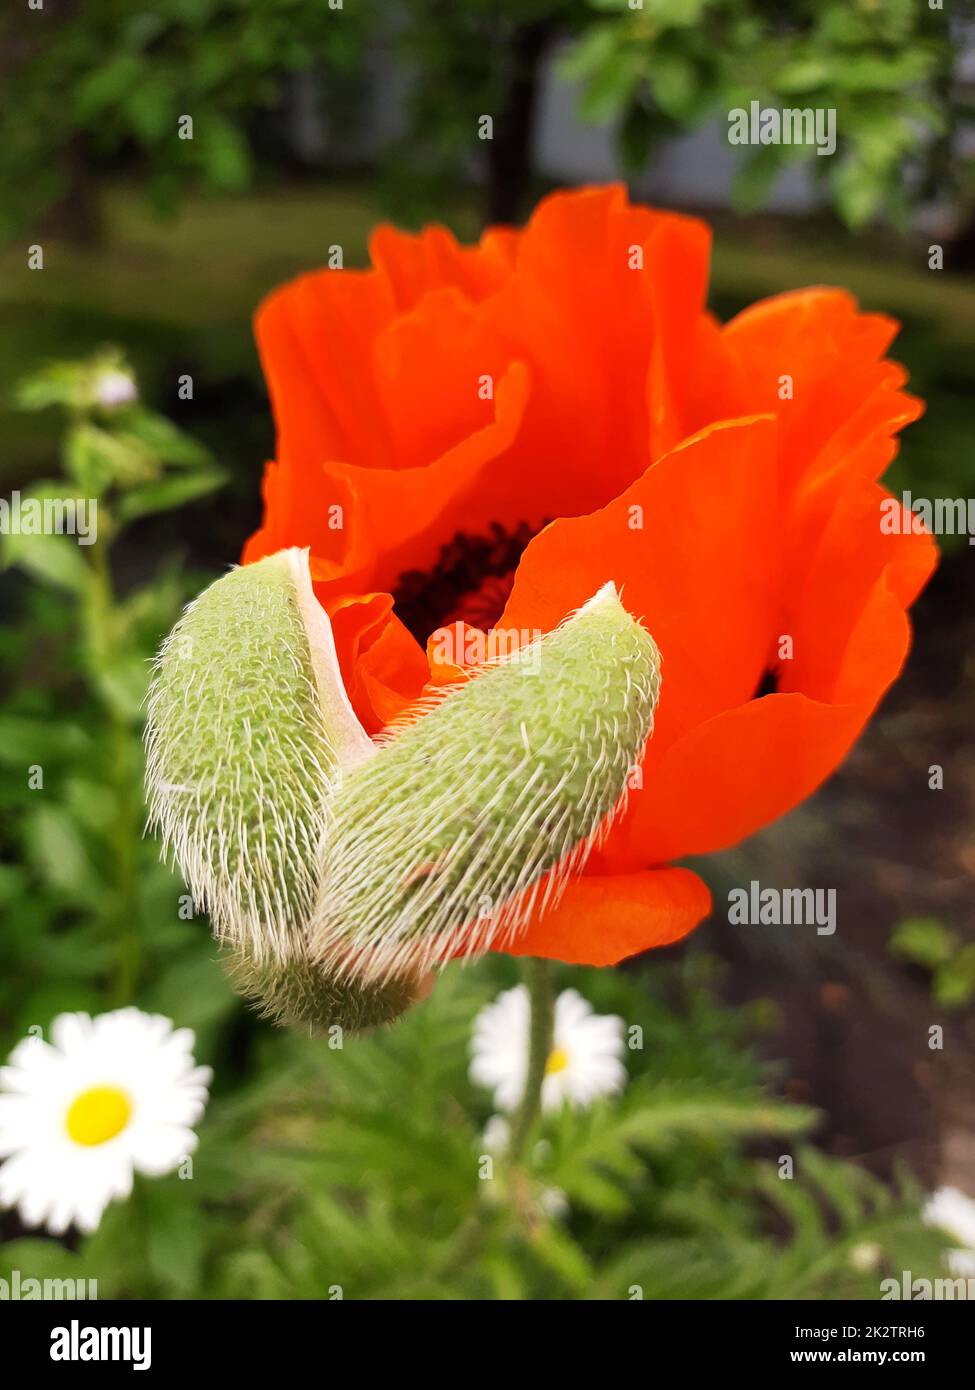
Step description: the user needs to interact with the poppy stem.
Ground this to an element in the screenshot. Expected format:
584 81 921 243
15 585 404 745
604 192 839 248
509 958 555 1160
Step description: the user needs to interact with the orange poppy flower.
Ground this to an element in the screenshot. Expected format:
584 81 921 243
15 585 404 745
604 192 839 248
244 184 936 969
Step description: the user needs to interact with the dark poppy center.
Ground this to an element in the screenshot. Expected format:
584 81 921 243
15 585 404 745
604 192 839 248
393 522 541 644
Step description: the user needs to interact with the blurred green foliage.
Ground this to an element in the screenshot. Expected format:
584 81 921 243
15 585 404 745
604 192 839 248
566 0 964 229
0 353 955 1297
0 352 226 1029
1 0 968 238
0 0 369 239
890 918 975 1011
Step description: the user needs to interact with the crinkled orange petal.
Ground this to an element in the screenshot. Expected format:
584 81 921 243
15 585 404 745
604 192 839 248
372 287 519 471
243 467 378 599
711 288 921 496
642 213 713 460
601 483 937 869
256 268 395 471
425 622 486 685
605 693 870 869
327 592 428 734
784 480 937 705
498 416 781 756
334 360 531 592
369 221 517 313
356 618 430 729
483 184 711 505
497 867 712 966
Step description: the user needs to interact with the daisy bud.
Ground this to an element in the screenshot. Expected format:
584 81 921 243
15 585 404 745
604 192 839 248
92 368 137 410
311 583 661 984
145 548 423 1032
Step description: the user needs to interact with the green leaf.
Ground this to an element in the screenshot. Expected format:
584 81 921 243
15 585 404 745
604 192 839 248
1 528 90 594
579 49 644 125
127 77 174 145
831 159 888 230
0 863 26 905
889 916 957 970
0 1239 89 1289
934 945 975 1009
88 427 159 488
143 947 239 1034
0 716 89 765
646 0 707 25
618 101 657 174
91 651 151 722
27 804 101 904
198 115 252 191
832 51 937 94
773 59 832 95
15 361 89 412
142 1179 205 1295
650 51 702 123
558 24 618 85
115 467 225 523
530 1222 592 1294
118 408 213 468
73 53 145 120
63 424 114 494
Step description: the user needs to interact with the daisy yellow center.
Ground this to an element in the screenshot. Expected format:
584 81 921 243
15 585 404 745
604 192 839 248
545 1046 570 1076
65 1085 132 1147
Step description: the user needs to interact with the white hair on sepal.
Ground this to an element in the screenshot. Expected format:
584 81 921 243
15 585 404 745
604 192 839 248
145 553 659 1028
144 548 374 964
310 583 661 985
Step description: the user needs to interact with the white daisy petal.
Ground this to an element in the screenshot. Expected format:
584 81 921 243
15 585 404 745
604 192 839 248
470 983 628 1113
924 1187 975 1253
0 1007 211 1236
481 1115 511 1154
947 1248 975 1278
50 1012 94 1055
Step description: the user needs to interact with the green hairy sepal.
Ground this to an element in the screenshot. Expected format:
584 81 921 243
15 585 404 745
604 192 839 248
224 946 421 1036
145 548 423 1031
310 583 661 986
146 550 661 1028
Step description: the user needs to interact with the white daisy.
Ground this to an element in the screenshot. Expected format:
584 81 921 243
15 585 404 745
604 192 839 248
481 1113 512 1154
470 985 626 1112
0 1008 211 1235
924 1186 975 1274
947 1249 975 1278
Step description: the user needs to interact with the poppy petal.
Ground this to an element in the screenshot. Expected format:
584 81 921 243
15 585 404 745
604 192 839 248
255 268 395 470
714 287 920 495
333 360 531 593
497 867 712 965
602 487 937 868
369 221 518 312
327 592 428 734
498 415 781 755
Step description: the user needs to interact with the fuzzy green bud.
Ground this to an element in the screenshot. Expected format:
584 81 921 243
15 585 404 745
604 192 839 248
147 552 661 1026
145 548 422 1031
310 583 661 984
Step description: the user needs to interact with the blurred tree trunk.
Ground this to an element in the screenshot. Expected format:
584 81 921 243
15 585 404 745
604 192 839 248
949 208 975 272
44 133 103 246
484 19 553 226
